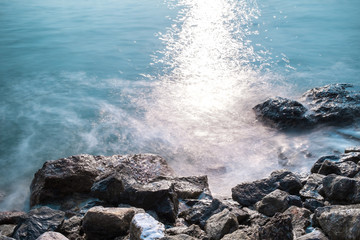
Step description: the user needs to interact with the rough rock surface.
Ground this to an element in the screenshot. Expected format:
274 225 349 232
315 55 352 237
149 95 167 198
283 206 311 237
255 189 290 217
204 209 238 240
296 229 329 240
314 204 360 240
36 231 69 240
58 215 84 240
82 206 136 240
13 207 65 240
0 211 26 225
165 224 207 239
0 224 16 237
259 213 293 240
321 174 360 203
254 84 360 129
299 174 324 201
130 213 165 240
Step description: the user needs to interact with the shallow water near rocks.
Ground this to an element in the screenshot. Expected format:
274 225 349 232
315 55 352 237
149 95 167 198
0 0 359 210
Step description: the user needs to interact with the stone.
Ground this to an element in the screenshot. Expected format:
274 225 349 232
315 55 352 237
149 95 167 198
296 229 329 240
340 152 360 163
270 170 303 194
299 174 325 201
82 206 136 240
317 160 341 175
337 161 360 177
255 189 290 217
220 227 259 240
345 146 360 154
0 211 26 225
171 176 211 200
30 154 174 207
287 195 303 208
36 232 69 240
303 199 324 212
13 206 65 240
321 174 360 203
130 213 165 240
0 224 16 237
161 235 197 240
259 213 293 240
58 215 84 240
204 209 238 240
253 97 311 129
0 236 15 240
283 206 311 237
314 204 360 240
311 155 340 173
166 225 206 239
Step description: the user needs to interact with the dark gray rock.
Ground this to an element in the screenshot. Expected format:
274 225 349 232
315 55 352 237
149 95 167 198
30 154 174 207
220 227 260 240
321 174 360 203
283 206 311 237
303 199 325 212
13 206 65 240
253 97 311 129
311 155 340 174
345 146 360 154
296 229 329 240
259 213 293 240
130 213 165 240
0 236 15 240
299 174 325 201
0 224 16 237
166 224 207 239
317 160 341 176
232 170 302 206
0 211 26 225
287 195 303 208
311 155 360 177
340 152 360 163
314 204 360 240
204 209 238 240
36 232 69 240
161 235 197 240
58 215 84 240
255 189 290 217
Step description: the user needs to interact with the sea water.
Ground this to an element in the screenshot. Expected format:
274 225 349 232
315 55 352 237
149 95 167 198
0 0 359 210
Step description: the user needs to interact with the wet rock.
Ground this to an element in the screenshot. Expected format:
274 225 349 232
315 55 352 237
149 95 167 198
30 154 174 207
283 206 311 237
13 206 65 240
253 97 311 129
321 174 360 203
296 229 329 240
340 152 360 163
259 213 293 240
311 155 360 177
317 160 341 175
311 155 340 173
337 161 360 177
0 224 16 237
287 195 303 208
161 235 197 240
255 189 290 217
82 206 136 240
166 224 207 239
0 211 26 225
204 209 238 240
0 236 15 240
303 199 325 212
36 232 69 240
232 170 302 206
299 174 324 201
314 204 360 240
171 176 211 200
220 227 259 240
130 213 165 240
345 146 360 154
58 215 84 240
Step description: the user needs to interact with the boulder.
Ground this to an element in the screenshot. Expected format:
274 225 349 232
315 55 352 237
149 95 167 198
0 224 16 237
58 215 84 240
345 146 360 154
299 174 324 201
0 236 15 240
220 227 259 240
340 152 360 163
232 170 302 206
259 213 293 240
166 224 207 239
314 205 360 240
311 155 340 173
36 232 69 240
13 206 65 240
283 206 311 237
321 174 360 203
253 97 311 129
311 155 360 177
255 189 290 217
296 229 329 240
30 154 174 207
303 199 324 212
0 211 26 225
82 206 136 240
204 209 238 240
161 235 197 240
130 213 165 240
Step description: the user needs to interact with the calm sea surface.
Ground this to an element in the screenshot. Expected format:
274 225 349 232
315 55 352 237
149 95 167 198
1 0 359 210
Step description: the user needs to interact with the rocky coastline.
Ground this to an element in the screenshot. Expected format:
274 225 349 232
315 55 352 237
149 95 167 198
1 84 360 240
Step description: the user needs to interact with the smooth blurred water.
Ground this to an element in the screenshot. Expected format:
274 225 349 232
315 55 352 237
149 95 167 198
0 0 359 210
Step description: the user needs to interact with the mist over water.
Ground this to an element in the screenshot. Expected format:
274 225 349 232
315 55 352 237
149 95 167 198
1 0 360 210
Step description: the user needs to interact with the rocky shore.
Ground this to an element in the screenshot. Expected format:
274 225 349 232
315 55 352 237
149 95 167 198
1 84 360 240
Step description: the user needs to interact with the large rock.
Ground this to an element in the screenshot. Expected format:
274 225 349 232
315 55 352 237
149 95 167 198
299 174 324 201
283 206 311 237
13 207 65 240
36 232 69 240
232 170 302 206
130 213 165 240
0 211 26 225
311 155 360 177
296 229 329 240
82 206 136 240
166 224 207 239
204 209 238 240
259 213 293 240
30 154 174 207
255 189 290 217
58 215 84 240
254 84 360 129
220 227 259 240
0 224 16 237
321 174 360 203
314 205 360 240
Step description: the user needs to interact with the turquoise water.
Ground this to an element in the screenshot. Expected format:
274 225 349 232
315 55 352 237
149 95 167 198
0 0 359 210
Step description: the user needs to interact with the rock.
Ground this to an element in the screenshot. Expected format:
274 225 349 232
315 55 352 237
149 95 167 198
311 155 340 173
283 206 311 237
317 160 341 175
36 232 69 240
303 199 324 212
30 154 174 207
321 174 360 203
314 204 360 240
171 176 211 200
253 97 311 129
299 174 324 201
340 152 360 163
232 170 302 206
259 213 293 240
287 195 303 208
296 229 329 240
0 236 15 240
166 225 207 239
13 206 65 240
311 155 360 177
345 146 360 154
220 227 259 240
130 213 165 240
337 161 360 177
58 215 84 240
161 235 197 240
204 209 238 240
0 211 26 225
255 189 290 217
0 224 16 237
82 206 136 240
